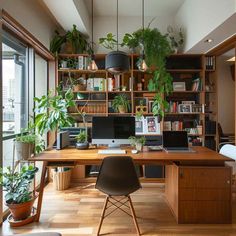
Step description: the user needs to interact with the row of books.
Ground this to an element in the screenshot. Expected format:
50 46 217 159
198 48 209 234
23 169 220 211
167 101 204 113
205 56 215 70
164 121 183 131
77 56 89 70
77 104 106 113
191 78 202 91
86 78 106 91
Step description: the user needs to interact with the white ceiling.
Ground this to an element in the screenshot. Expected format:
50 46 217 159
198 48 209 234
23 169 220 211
83 0 185 17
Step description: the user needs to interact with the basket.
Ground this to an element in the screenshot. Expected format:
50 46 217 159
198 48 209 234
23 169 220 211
52 169 72 191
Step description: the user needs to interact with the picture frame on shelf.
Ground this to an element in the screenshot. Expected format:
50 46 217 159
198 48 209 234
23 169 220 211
144 116 161 134
148 100 154 113
178 104 192 113
173 82 186 91
135 117 145 135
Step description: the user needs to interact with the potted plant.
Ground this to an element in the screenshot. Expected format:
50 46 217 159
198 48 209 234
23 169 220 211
99 33 118 50
72 77 86 92
129 136 146 151
75 131 89 150
126 26 173 118
0 165 38 221
50 25 89 55
15 122 44 160
166 26 184 53
112 94 130 113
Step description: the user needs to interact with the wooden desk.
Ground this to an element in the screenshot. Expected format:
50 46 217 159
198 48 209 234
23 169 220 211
30 146 233 224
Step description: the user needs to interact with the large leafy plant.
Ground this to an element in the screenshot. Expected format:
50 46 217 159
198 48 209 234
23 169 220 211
34 88 75 135
0 165 38 204
99 33 118 50
126 27 173 117
112 94 130 113
50 25 90 55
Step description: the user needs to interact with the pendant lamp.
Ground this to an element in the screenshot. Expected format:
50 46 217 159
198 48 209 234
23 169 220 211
87 0 98 72
138 0 148 72
105 0 130 74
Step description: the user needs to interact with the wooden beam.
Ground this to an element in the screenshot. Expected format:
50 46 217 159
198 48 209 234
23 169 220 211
207 35 236 56
2 9 54 61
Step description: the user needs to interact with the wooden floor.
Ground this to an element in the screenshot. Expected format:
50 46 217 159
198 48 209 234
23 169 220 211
1 183 236 236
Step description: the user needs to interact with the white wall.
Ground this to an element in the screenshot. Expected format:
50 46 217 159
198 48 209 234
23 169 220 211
175 0 236 52
2 0 59 49
94 16 174 53
217 56 235 133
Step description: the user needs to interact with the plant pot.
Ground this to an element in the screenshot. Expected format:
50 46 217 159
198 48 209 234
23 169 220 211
76 141 89 150
118 105 127 113
15 141 34 160
6 194 37 221
135 143 143 152
52 169 72 191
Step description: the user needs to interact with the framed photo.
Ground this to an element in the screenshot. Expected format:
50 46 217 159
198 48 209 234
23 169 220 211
135 117 145 135
173 82 186 91
148 100 154 113
144 116 161 134
182 101 195 105
178 104 192 113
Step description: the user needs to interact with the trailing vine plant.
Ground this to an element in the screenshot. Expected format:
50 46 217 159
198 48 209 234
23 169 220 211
126 26 173 118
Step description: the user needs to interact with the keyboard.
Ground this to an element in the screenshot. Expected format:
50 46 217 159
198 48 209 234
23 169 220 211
98 149 126 154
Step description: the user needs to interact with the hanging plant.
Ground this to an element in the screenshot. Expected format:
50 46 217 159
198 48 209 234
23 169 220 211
99 33 119 50
126 26 173 118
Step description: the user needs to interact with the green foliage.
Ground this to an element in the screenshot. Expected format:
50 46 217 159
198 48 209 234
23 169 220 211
99 33 118 50
15 122 45 154
0 165 38 204
66 24 88 54
50 30 67 56
75 131 87 143
50 25 90 55
129 136 146 146
166 26 184 51
121 33 139 51
34 88 75 135
112 94 130 112
148 69 172 118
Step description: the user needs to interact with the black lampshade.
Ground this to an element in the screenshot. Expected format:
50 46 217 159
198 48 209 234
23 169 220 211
105 51 130 74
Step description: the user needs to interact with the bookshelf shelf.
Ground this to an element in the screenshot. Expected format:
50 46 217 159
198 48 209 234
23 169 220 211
56 54 216 151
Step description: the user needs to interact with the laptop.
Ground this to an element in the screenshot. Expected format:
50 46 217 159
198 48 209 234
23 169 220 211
163 131 194 152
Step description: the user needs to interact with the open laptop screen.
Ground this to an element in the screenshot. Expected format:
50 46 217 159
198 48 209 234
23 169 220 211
163 131 188 148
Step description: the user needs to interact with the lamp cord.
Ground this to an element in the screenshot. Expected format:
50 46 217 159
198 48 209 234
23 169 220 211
92 0 94 53
117 0 118 51
142 0 144 54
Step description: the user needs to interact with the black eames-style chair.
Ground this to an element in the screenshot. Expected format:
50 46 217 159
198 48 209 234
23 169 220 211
95 156 142 236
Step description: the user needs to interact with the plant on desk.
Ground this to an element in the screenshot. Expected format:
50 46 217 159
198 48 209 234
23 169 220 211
0 165 38 221
112 94 130 113
129 136 146 151
75 131 89 150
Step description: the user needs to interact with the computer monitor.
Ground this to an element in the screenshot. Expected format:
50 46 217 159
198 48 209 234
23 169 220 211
92 116 135 147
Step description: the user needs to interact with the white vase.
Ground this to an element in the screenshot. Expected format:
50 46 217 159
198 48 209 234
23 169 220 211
135 143 143 152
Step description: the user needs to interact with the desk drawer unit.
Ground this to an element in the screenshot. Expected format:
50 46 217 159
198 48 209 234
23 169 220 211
165 164 232 224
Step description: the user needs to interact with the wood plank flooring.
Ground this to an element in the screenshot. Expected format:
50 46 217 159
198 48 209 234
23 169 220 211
1 183 236 236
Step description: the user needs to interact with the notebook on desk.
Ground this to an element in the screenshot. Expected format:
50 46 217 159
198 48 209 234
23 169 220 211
163 131 194 153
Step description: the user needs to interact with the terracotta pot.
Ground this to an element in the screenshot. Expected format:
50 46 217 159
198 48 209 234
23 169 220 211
73 84 86 92
15 141 34 160
118 105 127 113
6 194 37 221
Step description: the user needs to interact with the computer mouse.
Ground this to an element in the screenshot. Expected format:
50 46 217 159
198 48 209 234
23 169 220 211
131 150 138 154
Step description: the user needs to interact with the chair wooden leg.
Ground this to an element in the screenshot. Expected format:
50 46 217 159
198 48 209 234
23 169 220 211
128 195 141 236
97 195 109 236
